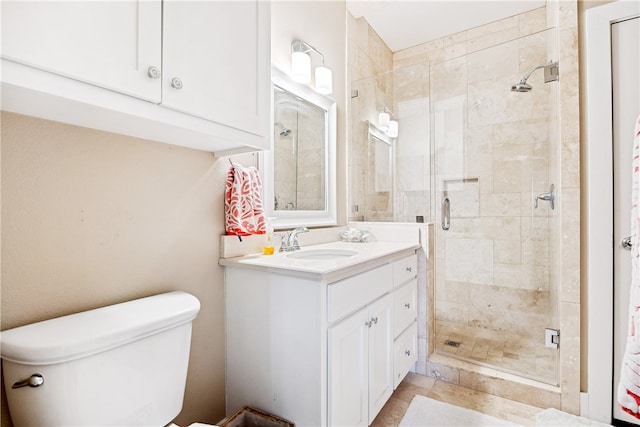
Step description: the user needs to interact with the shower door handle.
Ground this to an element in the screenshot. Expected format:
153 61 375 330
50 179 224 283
441 196 450 231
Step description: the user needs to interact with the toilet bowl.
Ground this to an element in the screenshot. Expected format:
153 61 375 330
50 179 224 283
0 291 216 427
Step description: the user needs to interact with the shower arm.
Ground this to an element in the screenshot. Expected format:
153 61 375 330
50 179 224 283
518 64 547 84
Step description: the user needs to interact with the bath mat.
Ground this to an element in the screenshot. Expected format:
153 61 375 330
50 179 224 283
399 395 518 426
535 408 611 426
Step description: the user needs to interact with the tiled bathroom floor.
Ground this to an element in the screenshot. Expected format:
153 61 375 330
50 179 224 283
435 320 558 384
371 372 543 427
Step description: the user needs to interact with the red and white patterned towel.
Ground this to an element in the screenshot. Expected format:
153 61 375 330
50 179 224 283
618 115 640 419
224 163 266 236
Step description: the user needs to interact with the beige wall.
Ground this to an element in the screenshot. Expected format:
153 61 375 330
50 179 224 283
0 111 239 426
1 2 347 426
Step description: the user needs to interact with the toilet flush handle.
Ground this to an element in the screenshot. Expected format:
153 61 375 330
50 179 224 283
12 373 44 389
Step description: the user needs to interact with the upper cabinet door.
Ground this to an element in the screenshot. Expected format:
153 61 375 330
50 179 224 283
161 0 270 137
1 1 162 102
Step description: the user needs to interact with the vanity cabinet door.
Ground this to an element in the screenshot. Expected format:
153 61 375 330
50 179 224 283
1 1 162 102
367 294 394 424
328 293 393 426
328 307 369 427
162 0 269 138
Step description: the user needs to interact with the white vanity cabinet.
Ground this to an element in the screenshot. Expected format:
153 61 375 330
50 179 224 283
223 248 419 427
1 0 270 154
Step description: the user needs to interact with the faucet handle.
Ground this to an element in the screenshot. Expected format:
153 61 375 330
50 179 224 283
289 227 309 250
277 231 291 252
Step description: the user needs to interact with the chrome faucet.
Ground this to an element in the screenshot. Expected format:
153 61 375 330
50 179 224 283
279 227 309 252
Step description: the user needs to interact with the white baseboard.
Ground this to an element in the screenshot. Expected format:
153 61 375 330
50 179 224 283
580 392 589 418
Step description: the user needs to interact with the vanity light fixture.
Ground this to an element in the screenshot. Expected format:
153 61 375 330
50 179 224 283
387 120 399 138
378 111 390 131
378 107 398 137
291 40 333 95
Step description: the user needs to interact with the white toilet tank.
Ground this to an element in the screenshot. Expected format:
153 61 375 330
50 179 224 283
0 291 201 427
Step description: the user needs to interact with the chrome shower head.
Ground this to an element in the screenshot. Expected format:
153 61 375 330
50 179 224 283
274 122 292 136
510 61 558 93
511 81 533 92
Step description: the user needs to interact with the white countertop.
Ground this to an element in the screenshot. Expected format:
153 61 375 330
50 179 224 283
219 240 420 283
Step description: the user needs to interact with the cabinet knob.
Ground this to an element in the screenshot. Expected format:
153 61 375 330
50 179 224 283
171 77 183 90
405 350 411 356
147 66 161 79
406 267 412 272
405 303 411 309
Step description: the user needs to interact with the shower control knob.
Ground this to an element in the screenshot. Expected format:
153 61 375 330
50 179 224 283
171 77 183 90
12 373 44 389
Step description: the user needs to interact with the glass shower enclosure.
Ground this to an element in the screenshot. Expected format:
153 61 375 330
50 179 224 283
349 28 560 385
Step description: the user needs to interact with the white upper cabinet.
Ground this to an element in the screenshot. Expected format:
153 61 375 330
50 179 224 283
0 0 270 154
1 1 162 102
162 1 268 136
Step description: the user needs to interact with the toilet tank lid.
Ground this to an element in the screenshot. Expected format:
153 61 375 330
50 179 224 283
0 291 201 365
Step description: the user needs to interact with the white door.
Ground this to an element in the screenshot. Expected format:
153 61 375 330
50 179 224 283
161 0 268 136
613 15 640 426
0 1 162 102
328 307 369 427
368 294 393 424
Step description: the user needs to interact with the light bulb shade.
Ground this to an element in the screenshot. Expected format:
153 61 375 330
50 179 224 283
378 112 390 131
314 66 333 94
291 51 311 83
387 120 399 137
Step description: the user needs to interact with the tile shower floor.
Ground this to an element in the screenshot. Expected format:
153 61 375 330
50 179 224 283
435 320 558 384
371 373 542 426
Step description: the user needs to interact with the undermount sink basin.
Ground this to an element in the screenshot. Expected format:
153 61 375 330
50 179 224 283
286 249 358 261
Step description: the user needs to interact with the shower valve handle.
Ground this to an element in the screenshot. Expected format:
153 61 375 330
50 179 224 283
534 184 555 210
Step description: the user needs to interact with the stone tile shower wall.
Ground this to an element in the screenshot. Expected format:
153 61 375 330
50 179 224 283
348 0 580 413
348 14 394 221
348 16 431 223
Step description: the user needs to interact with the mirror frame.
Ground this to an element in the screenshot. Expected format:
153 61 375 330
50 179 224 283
263 67 337 229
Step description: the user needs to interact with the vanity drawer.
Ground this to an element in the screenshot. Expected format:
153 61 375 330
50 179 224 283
328 264 393 323
393 279 417 338
393 255 417 287
394 321 417 389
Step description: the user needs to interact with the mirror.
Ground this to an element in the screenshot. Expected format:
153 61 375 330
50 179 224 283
263 67 337 229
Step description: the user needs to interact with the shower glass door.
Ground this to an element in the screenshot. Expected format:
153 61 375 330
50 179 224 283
432 28 560 385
